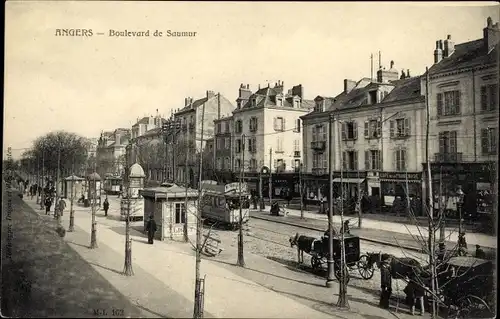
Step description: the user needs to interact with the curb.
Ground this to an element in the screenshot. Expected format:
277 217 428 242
250 215 424 253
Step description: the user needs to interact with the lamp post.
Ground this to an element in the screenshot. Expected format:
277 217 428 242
259 166 268 211
326 113 335 288
456 186 466 254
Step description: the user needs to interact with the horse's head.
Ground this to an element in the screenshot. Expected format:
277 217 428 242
289 233 299 248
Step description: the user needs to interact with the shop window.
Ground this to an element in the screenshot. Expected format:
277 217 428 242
175 203 186 224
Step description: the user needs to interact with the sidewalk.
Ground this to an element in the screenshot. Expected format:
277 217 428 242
251 206 497 252
1 191 144 318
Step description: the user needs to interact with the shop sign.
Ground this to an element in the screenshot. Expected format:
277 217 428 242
379 172 422 181
333 171 367 179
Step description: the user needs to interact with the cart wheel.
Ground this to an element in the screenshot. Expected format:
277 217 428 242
311 256 320 270
357 254 375 279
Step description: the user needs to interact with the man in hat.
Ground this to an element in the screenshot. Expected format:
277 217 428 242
103 197 110 217
146 214 157 244
379 258 392 309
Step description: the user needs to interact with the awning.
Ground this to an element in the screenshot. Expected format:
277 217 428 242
477 182 491 190
332 178 365 184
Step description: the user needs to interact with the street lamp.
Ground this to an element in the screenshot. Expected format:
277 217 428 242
456 186 466 254
259 166 269 211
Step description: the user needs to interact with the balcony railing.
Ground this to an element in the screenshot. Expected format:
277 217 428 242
310 141 326 151
312 168 327 176
294 151 301 158
434 152 463 163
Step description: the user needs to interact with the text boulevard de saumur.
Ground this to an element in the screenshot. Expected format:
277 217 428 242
55 29 197 37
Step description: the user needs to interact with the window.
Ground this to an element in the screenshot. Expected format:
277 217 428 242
390 118 410 138
438 131 457 154
216 158 222 170
364 150 381 170
294 119 301 133
312 125 327 142
293 139 300 157
277 98 283 106
437 90 461 116
252 98 257 107
342 151 358 170
235 120 243 133
312 153 327 168
249 159 257 170
224 157 230 170
248 137 257 153
225 121 230 133
249 117 258 132
235 139 242 153
394 149 407 171
216 138 223 150
274 117 285 131
314 101 324 112
235 159 241 170
216 123 222 134
276 137 284 153
481 127 497 155
274 159 285 172
481 84 498 111
224 137 230 149
342 121 358 140
364 120 381 139
174 203 186 224
369 91 377 104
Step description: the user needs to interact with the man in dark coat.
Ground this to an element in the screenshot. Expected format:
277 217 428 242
44 196 52 215
103 198 110 217
146 214 157 244
379 260 392 309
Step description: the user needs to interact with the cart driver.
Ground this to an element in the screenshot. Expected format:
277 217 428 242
323 224 337 240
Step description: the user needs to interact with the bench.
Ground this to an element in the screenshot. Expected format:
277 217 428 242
201 233 223 257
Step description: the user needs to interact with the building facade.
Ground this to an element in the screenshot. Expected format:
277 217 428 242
172 91 235 186
422 17 499 218
96 128 131 177
232 82 314 195
302 63 426 214
213 115 234 182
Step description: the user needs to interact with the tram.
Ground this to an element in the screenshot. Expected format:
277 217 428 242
103 175 123 195
200 180 251 229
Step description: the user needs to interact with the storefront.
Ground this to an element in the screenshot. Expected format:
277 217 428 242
304 171 367 202
423 162 497 219
379 171 423 216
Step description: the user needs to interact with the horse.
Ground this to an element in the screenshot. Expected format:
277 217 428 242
289 233 323 264
366 252 423 280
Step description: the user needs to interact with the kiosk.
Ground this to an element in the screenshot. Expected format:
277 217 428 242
87 172 102 207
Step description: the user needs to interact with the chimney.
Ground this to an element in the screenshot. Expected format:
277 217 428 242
390 60 395 69
406 69 410 78
484 17 500 52
400 70 406 80
343 79 356 93
291 84 304 98
238 83 251 99
377 61 399 83
206 90 215 99
434 40 443 63
443 35 455 58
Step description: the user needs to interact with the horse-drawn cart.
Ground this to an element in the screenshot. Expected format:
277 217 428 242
289 233 374 283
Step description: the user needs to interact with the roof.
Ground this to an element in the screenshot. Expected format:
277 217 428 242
142 127 162 137
176 97 209 114
87 172 101 180
382 76 422 103
65 175 84 181
447 256 491 268
239 85 313 111
140 185 198 199
429 39 497 74
129 163 145 178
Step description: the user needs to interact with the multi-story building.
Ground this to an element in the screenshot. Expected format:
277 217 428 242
423 17 499 218
172 90 235 186
302 62 426 213
131 114 163 140
232 81 314 195
96 128 131 177
86 138 98 159
213 115 234 182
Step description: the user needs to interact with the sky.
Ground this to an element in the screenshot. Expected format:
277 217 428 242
4 1 499 159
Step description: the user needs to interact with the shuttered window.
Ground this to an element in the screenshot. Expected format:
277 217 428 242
481 128 498 155
481 84 498 111
437 90 461 116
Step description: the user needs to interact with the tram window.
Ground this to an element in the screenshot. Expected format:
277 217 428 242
175 203 186 224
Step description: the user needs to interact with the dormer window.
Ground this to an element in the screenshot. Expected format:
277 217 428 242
369 91 377 105
314 101 324 112
277 98 283 106
252 98 257 107
237 101 241 108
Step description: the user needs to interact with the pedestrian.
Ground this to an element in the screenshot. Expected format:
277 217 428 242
475 244 486 259
103 197 110 217
58 198 66 217
379 259 392 309
146 214 157 244
44 196 52 215
40 191 46 210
